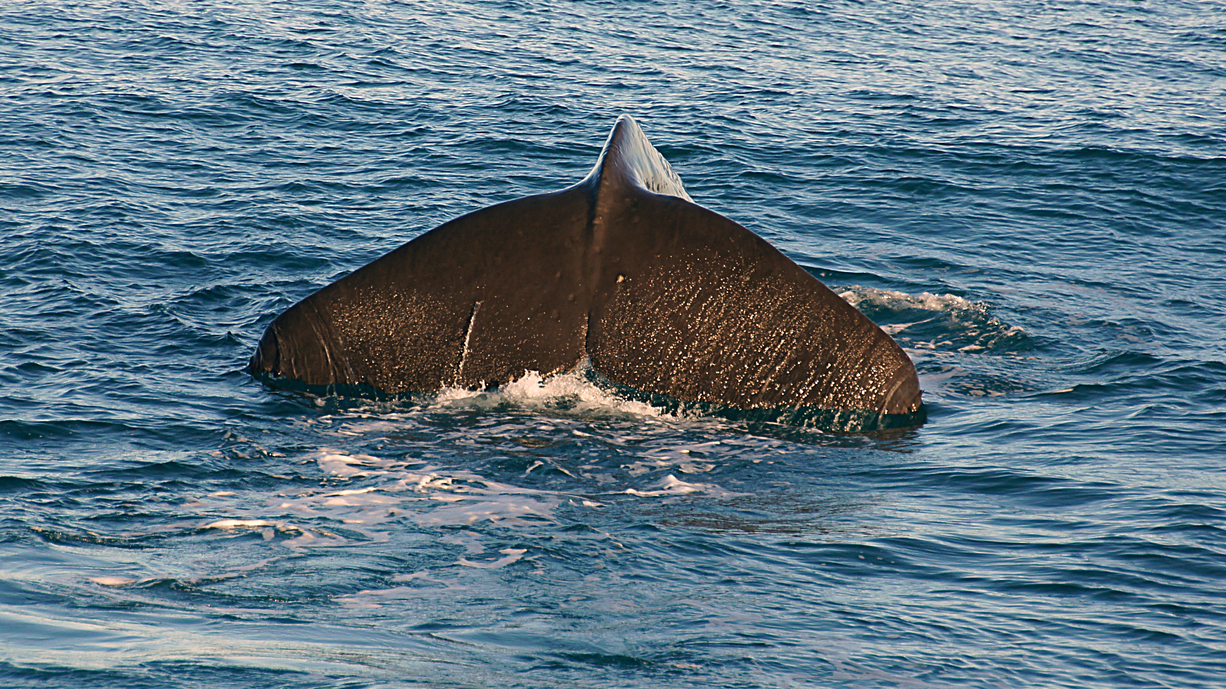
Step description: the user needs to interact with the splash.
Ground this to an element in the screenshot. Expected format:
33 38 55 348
432 359 664 419
840 288 980 314
839 286 1029 355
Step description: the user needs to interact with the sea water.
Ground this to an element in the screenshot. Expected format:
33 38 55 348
2 1 1224 687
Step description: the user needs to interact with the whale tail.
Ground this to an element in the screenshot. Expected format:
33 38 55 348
249 116 922 421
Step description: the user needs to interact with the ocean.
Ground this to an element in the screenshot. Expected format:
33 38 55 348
2 1 1224 687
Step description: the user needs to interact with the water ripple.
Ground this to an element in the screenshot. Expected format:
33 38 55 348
3 0 1225 687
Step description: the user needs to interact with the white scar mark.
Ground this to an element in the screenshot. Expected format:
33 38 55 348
457 300 483 385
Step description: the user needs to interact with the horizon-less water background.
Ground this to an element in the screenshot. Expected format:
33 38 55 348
3 1 1225 687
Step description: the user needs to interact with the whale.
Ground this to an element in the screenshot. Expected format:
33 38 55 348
248 115 923 426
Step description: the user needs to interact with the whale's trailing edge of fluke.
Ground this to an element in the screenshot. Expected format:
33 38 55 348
249 115 923 425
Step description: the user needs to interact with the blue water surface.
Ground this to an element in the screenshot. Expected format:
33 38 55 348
2 1 1224 687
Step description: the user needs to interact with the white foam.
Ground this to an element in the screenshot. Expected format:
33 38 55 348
204 519 278 529
303 451 566 527
838 287 978 313
458 548 528 569
839 286 1028 354
335 570 470 609
433 361 662 420
413 495 558 526
89 576 137 587
317 452 388 478
622 441 721 476
624 474 744 498
281 530 350 548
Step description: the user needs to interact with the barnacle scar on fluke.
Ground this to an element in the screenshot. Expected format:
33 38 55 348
249 115 923 428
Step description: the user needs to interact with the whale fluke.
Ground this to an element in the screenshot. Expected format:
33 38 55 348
249 116 922 422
